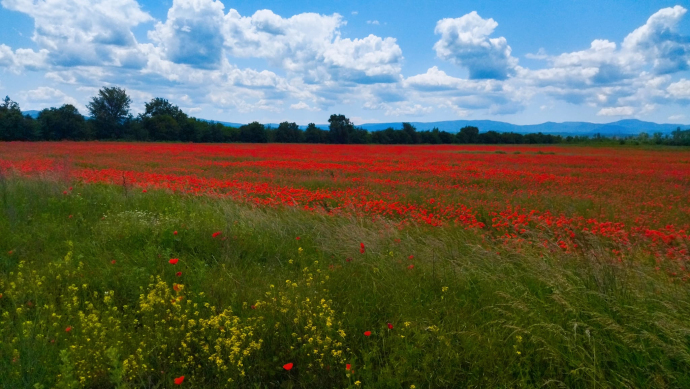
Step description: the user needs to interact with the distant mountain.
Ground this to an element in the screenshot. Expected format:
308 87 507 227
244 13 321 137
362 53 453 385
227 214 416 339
24 110 41 118
356 119 689 136
21 109 688 136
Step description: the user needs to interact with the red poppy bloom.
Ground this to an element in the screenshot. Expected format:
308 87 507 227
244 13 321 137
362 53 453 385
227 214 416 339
360 242 365 254
169 258 179 265
387 322 393 330
111 260 116 264
407 264 414 269
212 231 222 238
68 215 73 218
283 362 293 370
63 191 67 195
364 331 371 337
69 187 72 191
296 236 300 240
346 364 351 370
408 255 414 260
174 231 178 235
174 376 184 385
173 284 182 292
7 250 13 255
142 189 147 193
65 326 72 332
176 271 182 277
251 305 256 309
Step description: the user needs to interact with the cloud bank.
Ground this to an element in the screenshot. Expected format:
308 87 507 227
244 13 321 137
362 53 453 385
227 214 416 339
0 0 689 121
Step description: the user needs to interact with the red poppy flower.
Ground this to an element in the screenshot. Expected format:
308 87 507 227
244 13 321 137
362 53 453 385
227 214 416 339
65 326 72 332
173 284 181 292
212 231 222 238
387 322 393 330
174 231 178 235
346 364 351 370
364 331 371 337
283 362 293 370
142 189 147 193
169 258 179 265
68 215 73 218
174 376 184 385
296 236 300 240
7 250 13 255
360 243 365 254
407 264 414 269
63 191 68 195
69 187 73 191
251 305 256 309
408 255 414 260
111 260 116 264
176 271 182 277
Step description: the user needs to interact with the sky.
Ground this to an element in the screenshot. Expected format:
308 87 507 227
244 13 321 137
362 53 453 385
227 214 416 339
0 0 689 125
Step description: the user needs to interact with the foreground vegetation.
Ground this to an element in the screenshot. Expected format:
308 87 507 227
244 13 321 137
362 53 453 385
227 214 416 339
1 176 689 388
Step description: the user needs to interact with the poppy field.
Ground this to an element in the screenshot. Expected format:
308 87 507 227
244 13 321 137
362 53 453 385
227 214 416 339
1 142 690 388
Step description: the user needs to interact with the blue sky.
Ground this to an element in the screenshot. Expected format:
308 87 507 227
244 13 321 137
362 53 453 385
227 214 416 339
1 0 689 125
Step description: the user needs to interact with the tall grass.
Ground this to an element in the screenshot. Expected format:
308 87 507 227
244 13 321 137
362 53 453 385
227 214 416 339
0 176 689 388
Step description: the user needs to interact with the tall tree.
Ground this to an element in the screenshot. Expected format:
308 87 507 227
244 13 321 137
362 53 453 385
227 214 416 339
38 104 88 140
275 121 302 143
328 114 355 144
87 87 132 139
0 96 38 141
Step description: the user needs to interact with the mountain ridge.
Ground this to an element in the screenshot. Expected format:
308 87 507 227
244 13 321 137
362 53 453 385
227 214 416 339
22 110 687 136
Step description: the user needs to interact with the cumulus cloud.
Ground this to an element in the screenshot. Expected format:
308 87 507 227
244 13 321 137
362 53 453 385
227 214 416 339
290 101 320 111
1 0 152 67
622 5 690 74
433 12 517 80
149 0 226 69
1 1 689 120
223 8 402 83
667 78 690 99
597 106 635 116
18 86 82 110
0 44 49 72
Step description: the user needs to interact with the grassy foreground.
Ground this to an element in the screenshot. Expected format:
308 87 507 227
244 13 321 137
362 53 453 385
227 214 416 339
1 176 689 388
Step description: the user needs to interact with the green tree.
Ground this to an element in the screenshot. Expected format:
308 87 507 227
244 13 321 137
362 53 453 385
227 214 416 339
275 121 302 143
0 96 39 141
304 123 328 143
239 122 267 143
87 87 132 139
38 104 88 140
328 114 355 144
457 126 479 143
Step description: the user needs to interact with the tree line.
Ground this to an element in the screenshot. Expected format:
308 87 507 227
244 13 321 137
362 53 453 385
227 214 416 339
1 87 689 145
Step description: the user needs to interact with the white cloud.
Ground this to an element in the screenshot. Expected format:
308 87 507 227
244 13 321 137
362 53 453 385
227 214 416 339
367 20 380 25
1 0 152 67
0 44 49 73
433 12 517 80
1 2 689 120
18 86 82 110
290 101 320 111
668 114 686 121
667 79 690 99
622 5 689 74
597 106 635 116
149 0 226 69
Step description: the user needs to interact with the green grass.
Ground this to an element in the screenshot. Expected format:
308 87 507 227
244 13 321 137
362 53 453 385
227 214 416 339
1 176 689 388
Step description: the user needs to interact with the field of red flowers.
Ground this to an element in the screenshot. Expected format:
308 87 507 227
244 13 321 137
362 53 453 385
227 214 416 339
1 142 689 266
